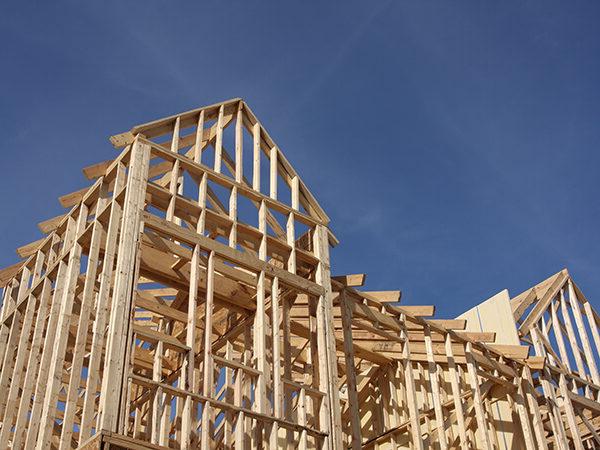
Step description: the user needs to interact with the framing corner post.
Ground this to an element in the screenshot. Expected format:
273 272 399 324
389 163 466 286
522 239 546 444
314 224 344 449
97 137 151 434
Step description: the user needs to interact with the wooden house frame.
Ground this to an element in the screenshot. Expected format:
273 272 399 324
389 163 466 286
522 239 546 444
0 98 599 449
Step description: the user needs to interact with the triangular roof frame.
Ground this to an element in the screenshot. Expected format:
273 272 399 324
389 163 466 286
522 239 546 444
109 97 332 227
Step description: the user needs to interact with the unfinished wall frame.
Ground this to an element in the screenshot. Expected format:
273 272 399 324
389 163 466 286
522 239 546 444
1 98 600 449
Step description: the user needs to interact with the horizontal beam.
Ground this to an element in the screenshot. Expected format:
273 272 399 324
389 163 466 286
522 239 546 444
142 212 324 297
332 273 366 287
358 290 402 303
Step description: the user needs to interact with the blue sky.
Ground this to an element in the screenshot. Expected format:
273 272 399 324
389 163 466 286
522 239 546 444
1 1 599 318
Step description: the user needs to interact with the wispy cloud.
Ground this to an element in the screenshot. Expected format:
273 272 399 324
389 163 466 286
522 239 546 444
288 0 393 117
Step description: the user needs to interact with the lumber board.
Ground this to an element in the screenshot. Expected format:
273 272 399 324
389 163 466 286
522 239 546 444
332 273 366 287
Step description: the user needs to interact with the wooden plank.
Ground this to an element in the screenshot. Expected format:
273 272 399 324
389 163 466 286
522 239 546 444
339 291 362 449
143 137 319 228
520 365 549 450
270 277 282 448
347 296 403 333
98 139 150 433
16 237 45 258
150 318 164 444
331 273 366 287
399 316 424 450
0 253 43 448
558 373 585 450
519 270 568 336
530 327 570 447
82 159 111 180
241 102 330 224
212 355 260 377
135 291 189 324
579 413 600 447
214 105 224 173
395 305 434 317
444 333 468 450
286 210 296 274
60 194 108 448
583 300 600 377
111 98 241 144
200 251 216 449
454 331 496 342
235 103 243 183
560 288 587 376
568 390 600 415
313 224 343 450
511 366 537 450
38 214 65 233
270 146 278 200
524 356 545 370
429 319 466 329
20 237 68 446
568 281 600 385
487 344 530 359
423 325 448 449
141 212 324 297
129 373 328 438
551 298 572 371
511 271 562 319
36 204 89 449
252 123 261 191
10 276 52 449
0 261 25 288
253 268 268 446
79 165 126 445
59 185 91 208
465 342 493 450
133 324 190 352
358 290 402 303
